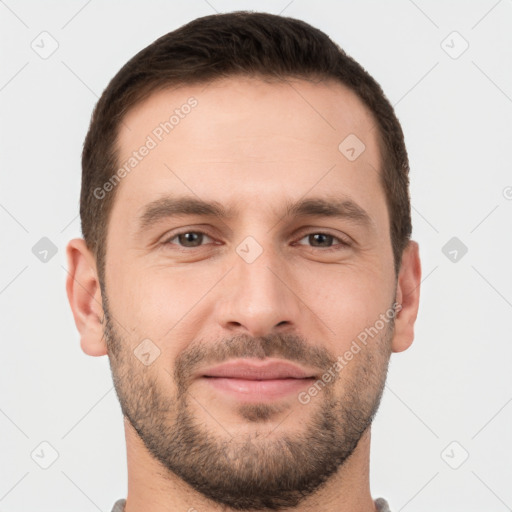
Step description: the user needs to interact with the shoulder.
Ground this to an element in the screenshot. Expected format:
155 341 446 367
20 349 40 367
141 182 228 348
375 497 392 512
111 498 126 512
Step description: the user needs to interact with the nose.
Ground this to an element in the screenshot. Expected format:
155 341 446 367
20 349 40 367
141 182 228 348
215 245 302 338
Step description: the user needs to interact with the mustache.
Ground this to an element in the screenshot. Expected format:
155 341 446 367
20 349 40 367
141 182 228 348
174 332 337 390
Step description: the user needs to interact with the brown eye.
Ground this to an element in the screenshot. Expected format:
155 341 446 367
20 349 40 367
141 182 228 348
296 232 350 250
307 233 334 248
164 231 214 248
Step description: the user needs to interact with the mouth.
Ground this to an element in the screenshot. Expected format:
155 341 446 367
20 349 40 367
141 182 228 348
199 359 317 402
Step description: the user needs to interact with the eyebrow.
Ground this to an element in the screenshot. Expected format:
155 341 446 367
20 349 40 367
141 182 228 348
285 197 373 228
136 195 374 236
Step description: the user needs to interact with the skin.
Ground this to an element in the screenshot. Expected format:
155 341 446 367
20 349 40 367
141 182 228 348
66 76 421 512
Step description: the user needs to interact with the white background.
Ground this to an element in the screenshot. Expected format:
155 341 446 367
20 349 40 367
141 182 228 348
1 1 511 511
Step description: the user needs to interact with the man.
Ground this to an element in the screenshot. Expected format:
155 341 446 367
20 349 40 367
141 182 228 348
66 11 421 512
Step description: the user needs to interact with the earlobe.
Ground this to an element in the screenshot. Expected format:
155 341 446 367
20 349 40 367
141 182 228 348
65 238 108 357
391 240 421 353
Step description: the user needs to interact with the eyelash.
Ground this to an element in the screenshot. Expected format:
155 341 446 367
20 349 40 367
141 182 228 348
162 229 352 252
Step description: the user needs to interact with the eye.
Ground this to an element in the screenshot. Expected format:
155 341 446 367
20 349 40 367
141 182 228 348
295 232 351 251
163 230 215 249
161 229 351 252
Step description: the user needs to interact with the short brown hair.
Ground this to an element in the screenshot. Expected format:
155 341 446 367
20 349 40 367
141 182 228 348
81 11 411 284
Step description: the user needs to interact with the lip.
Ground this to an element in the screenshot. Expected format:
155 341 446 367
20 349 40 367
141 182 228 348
200 359 316 380
198 359 317 402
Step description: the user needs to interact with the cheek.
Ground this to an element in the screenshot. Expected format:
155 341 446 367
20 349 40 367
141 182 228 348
299 263 394 351
106 242 395 357
108 260 223 340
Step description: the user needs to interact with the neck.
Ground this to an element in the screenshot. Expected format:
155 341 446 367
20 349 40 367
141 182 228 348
123 418 377 512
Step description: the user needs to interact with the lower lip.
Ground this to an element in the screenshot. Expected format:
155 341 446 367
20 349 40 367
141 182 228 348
202 377 314 401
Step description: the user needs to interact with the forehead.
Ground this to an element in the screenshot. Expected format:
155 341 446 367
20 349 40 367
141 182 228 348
118 76 380 158
111 76 385 230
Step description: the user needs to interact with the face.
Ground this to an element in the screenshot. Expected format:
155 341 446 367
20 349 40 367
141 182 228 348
101 77 399 509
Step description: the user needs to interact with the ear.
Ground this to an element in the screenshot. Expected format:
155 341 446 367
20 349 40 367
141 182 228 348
391 240 421 353
65 238 107 357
